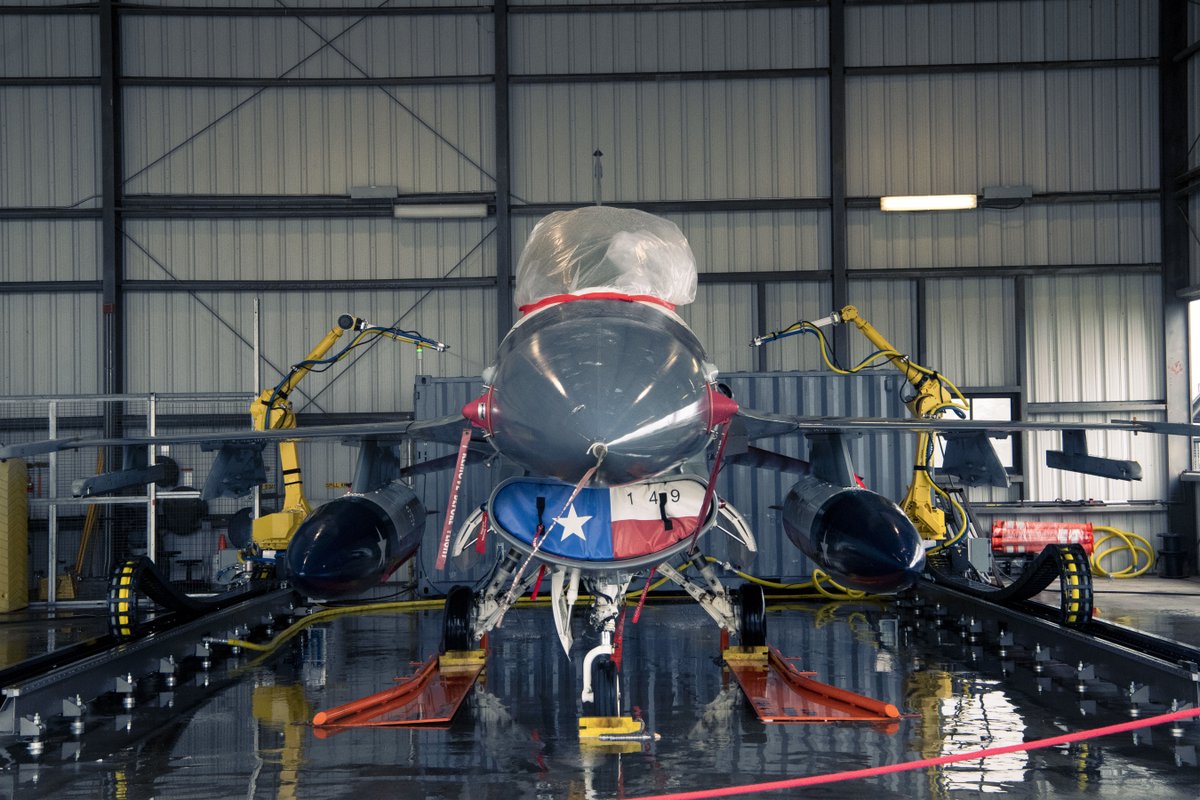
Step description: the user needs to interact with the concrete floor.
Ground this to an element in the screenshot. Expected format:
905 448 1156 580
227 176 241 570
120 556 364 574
2 577 1199 799
1081 575 1200 642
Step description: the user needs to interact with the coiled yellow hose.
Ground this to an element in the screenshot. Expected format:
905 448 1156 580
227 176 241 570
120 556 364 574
1091 526 1155 579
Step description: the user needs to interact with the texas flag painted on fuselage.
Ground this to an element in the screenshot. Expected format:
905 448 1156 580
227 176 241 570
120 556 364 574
488 476 708 563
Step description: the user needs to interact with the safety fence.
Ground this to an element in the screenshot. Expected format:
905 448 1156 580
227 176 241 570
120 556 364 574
0 394 273 604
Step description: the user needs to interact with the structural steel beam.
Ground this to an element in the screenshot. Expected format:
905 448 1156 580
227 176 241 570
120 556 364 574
122 75 493 87
99 0 123 409
829 0 849 366
494 0 514 335
0 263 1160 297
1160 0 1196 554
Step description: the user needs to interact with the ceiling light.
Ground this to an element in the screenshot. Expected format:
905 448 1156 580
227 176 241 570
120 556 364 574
393 203 490 219
880 194 978 212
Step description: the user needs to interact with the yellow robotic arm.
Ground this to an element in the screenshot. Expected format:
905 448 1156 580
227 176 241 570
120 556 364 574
249 315 363 552
832 305 968 544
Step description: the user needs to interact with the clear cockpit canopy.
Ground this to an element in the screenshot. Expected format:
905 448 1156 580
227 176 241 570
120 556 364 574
514 206 698 308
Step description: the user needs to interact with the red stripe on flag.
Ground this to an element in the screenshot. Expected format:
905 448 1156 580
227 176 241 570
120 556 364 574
612 517 699 559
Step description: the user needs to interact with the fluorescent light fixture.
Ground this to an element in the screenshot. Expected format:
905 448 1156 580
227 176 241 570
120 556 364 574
393 203 489 219
880 194 978 212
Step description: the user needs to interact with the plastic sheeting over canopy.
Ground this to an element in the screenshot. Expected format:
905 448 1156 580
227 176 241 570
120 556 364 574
514 207 698 308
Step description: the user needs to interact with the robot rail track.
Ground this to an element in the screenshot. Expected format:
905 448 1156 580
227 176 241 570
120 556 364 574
914 580 1200 709
0 588 296 738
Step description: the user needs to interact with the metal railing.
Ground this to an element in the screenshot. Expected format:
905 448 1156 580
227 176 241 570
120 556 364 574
0 393 263 605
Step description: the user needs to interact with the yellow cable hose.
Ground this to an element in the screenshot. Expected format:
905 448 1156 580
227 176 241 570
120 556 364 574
223 564 869 659
226 579 680 657
1091 526 1155 579
794 322 969 406
925 482 969 555
811 568 866 599
702 556 867 599
225 599 448 653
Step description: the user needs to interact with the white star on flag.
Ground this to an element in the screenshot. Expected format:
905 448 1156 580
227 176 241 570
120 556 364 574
555 504 592 542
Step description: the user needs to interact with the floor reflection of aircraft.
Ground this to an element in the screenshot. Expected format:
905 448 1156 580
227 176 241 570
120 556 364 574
5 206 1193 721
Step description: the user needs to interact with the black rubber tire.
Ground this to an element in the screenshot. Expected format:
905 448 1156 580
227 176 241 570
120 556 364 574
738 582 767 647
586 656 619 717
442 585 475 652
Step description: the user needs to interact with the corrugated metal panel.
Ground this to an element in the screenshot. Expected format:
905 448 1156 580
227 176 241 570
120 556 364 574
513 0 759 7
848 201 1159 269
127 0 482 8
0 220 101 281
511 6 826 74
846 0 1156 67
411 375 497 593
676 210 830 274
121 86 494 195
1193 45 1200 173
845 279 917 366
122 288 498 411
1024 410 1168 503
512 210 829 276
122 13 491 78
760 281 833 373
1194 5 1200 167
123 218 494 281
1192 196 1200 287
924 278 1016 387
415 372 912 587
0 13 96 77
1026 274 1163 403
674 284 756 374
0 87 99 207
0 293 102 395
846 69 1157 196
510 79 828 203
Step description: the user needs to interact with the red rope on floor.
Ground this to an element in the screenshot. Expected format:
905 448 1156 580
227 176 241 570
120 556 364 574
629 706 1200 800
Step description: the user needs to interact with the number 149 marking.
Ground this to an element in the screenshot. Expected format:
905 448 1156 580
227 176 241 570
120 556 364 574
627 489 680 505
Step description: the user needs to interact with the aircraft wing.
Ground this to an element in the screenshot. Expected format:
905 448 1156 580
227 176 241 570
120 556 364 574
0 413 476 461
735 408 1200 439
734 408 1199 487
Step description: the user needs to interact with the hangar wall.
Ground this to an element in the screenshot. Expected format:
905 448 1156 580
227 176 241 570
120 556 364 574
0 1 1191 542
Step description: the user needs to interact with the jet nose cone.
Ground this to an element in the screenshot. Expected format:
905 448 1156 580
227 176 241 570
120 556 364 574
287 501 388 599
485 300 716 485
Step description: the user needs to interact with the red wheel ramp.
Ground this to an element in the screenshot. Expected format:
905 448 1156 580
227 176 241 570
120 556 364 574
311 649 486 736
723 645 901 728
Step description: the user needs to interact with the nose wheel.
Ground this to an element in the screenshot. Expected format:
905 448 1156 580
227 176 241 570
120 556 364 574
738 582 766 647
584 654 620 717
442 585 476 652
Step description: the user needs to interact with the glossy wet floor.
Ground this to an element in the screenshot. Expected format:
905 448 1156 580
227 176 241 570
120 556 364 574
3 581 1200 799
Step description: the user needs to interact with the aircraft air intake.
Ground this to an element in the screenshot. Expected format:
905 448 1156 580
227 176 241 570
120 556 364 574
782 475 926 593
286 481 425 599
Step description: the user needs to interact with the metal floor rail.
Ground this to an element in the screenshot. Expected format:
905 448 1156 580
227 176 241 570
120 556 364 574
0 589 295 737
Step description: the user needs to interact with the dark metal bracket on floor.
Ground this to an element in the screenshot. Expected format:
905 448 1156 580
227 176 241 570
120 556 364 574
0 589 295 737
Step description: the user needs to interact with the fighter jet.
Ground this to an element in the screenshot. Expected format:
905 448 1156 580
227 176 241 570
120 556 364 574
3 206 1190 716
